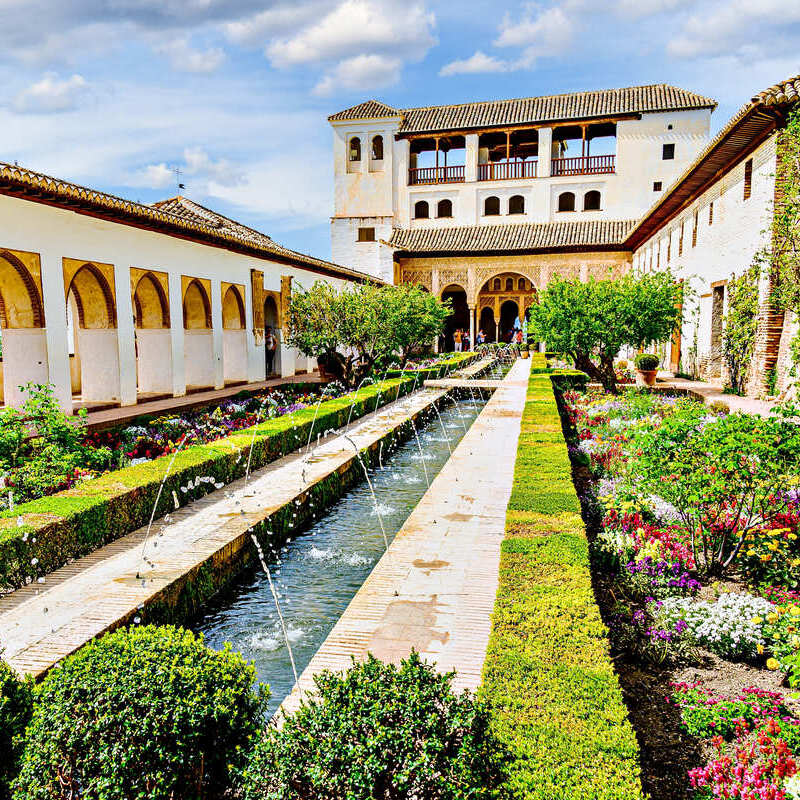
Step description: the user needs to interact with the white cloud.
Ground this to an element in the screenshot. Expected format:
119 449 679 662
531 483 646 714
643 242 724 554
139 163 174 188
314 54 401 95
183 147 245 187
156 37 226 73
224 5 330 46
439 50 510 76
668 0 800 60
495 6 575 67
266 0 436 67
614 0 693 18
13 73 89 113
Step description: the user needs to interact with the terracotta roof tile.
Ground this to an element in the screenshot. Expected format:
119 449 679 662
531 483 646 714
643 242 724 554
389 219 637 254
331 84 716 135
0 163 379 283
753 74 800 107
328 100 401 121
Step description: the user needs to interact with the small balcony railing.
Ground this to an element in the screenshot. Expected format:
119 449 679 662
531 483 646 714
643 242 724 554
551 154 615 176
408 165 465 185
478 159 537 181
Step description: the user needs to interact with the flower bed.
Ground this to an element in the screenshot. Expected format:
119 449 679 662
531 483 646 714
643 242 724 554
558 386 800 799
0 377 423 591
480 363 645 800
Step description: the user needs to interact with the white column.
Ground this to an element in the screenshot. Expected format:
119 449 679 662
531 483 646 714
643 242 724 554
538 127 553 178
115 264 137 406
465 134 479 183
469 306 476 350
168 273 186 397
210 278 224 389
395 138 411 227
39 249 72 412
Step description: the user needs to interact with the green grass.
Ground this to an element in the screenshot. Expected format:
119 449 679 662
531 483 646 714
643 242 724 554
480 371 645 800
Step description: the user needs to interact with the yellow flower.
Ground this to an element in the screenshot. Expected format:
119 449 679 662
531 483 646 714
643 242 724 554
761 554 772 562
767 541 779 551
757 644 765 655
766 658 781 670
746 549 757 556
767 612 779 624
789 605 800 617
751 617 763 625
789 533 797 541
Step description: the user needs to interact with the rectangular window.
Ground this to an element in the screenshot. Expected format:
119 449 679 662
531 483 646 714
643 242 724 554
667 236 671 263
653 181 663 192
709 202 714 225
679 221 684 256
692 212 698 248
357 227 375 242
743 158 753 200
662 143 675 160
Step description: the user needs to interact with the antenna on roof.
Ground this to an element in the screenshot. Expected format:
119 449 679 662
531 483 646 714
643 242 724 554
172 166 185 192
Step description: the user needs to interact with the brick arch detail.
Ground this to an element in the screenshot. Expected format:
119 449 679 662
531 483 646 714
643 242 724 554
0 249 45 328
134 272 170 328
67 263 117 328
182 278 212 329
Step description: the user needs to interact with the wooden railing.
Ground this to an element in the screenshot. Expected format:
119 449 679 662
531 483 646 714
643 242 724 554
551 154 615 176
478 160 537 181
408 165 465 185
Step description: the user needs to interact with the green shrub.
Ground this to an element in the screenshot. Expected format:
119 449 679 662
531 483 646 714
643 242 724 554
14 625 267 800
239 652 506 800
0 660 33 800
634 353 660 371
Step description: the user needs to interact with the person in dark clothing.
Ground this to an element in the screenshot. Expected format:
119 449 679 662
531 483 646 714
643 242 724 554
265 326 277 376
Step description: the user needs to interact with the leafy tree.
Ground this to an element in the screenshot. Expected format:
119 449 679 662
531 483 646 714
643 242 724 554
722 264 760 394
382 283 451 364
287 282 449 389
14 625 267 800
239 651 507 800
529 271 682 392
772 106 800 315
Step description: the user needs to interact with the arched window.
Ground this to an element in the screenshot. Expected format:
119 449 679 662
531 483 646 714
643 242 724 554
414 200 429 219
437 199 452 218
493 278 501 291
371 135 383 160
349 137 361 162
508 195 525 215
505 278 514 291
583 190 601 211
518 278 526 290
557 191 575 212
484 196 500 216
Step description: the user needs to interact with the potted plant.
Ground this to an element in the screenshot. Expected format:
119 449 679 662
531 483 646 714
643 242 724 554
634 353 660 387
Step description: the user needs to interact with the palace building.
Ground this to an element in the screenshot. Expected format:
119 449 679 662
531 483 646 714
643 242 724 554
329 84 716 345
329 76 800 394
0 165 375 412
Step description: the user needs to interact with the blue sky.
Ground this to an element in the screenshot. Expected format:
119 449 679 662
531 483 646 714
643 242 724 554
0 0 798 262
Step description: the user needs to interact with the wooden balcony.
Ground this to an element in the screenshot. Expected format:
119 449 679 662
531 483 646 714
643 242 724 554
477 159 537 181
408 165 465 185
551 154 615 176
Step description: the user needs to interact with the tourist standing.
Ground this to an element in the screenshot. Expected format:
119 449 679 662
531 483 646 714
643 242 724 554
265 326 277 376
453 328 463 352
476 329 485 345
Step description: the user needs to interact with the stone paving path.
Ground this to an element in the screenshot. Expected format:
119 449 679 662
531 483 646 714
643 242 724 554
281 358 531 714
0 387 448 677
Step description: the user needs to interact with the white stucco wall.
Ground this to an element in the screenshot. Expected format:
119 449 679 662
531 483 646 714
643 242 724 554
136 329 173 393
0 193 356 411
633 133 778 375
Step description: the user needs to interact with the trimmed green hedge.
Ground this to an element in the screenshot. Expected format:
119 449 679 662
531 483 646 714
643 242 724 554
0 378 422 590
480 370 645 799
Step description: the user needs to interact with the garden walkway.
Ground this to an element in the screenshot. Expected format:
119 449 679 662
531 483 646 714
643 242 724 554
0 387 449 677
281 357 531 715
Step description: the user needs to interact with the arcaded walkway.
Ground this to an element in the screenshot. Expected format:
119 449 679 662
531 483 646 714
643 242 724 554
282 358 531 714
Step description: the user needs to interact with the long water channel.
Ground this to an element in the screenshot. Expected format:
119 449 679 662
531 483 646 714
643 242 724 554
194 393 487 713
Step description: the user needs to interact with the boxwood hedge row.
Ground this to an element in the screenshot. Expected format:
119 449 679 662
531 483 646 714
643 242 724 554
0 354 478 591
480 361 645 799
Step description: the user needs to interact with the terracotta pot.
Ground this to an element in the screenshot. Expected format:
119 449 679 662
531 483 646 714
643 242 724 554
520 350 530 359
635 369 658 387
